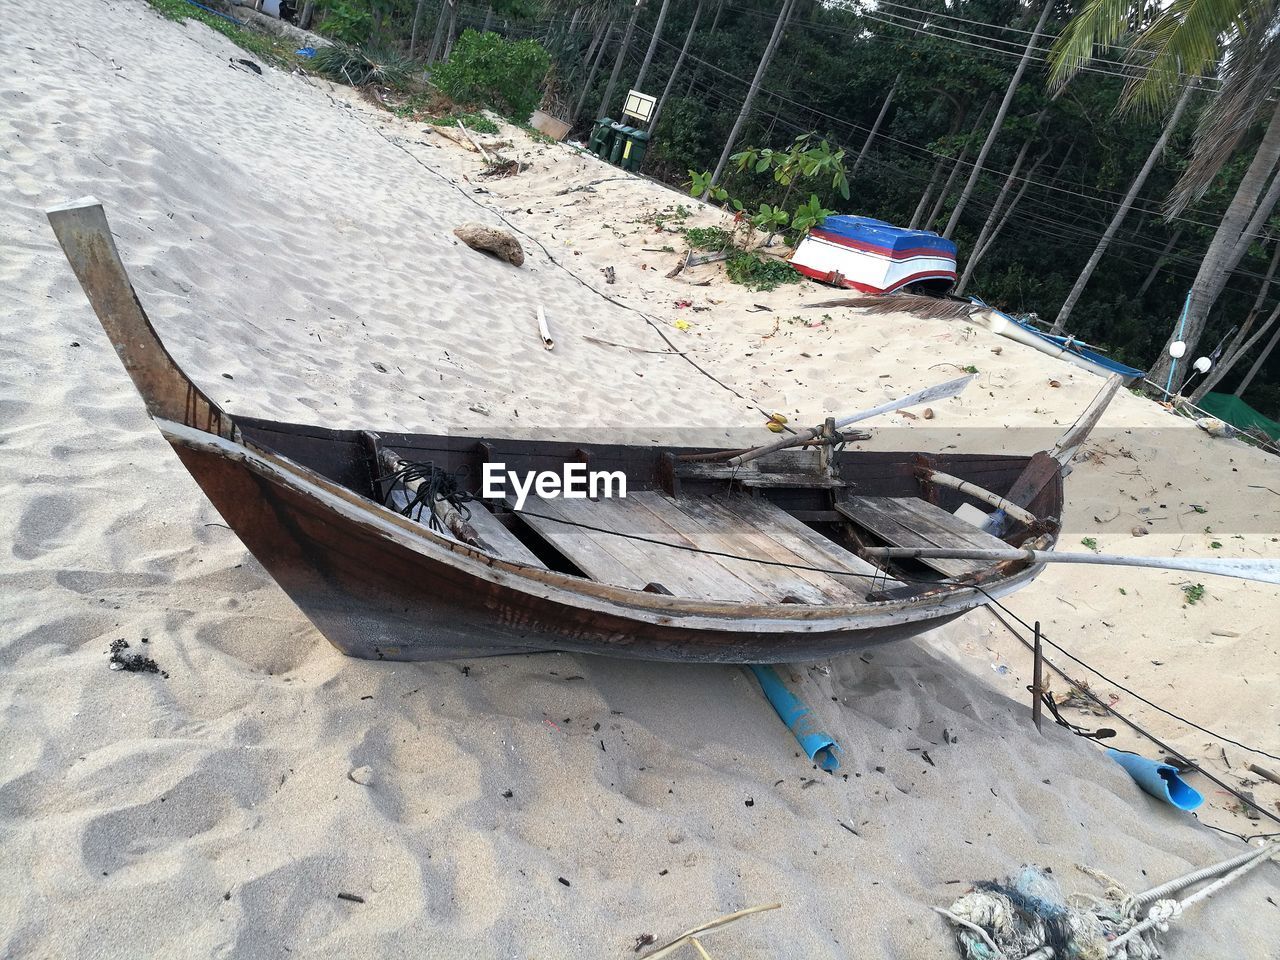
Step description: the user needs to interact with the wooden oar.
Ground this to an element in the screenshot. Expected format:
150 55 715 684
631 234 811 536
722 374 976 468
862 546 1280 585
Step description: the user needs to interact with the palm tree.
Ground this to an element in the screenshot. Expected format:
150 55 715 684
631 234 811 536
650 0 704 131
705 0 799 195
632 0 671 94
1050 84 1195 333
942 0 1057 240
597 0 645 119
1052 0 1280 393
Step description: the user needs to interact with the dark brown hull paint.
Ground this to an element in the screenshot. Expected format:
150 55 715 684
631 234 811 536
171 437 1042 662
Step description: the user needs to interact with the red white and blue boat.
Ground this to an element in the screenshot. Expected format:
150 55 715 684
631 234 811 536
789 215 957 294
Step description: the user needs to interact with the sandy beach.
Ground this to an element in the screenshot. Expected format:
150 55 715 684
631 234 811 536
1 1 1277 956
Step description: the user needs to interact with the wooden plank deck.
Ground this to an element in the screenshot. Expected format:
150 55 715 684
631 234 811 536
835 495 1011 577
385 489 547 568
509 492 893 603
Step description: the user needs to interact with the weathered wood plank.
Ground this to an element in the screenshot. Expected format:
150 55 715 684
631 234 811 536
385 488 548 568
583 494 764 601
508 496 654 590
835 495 1009 577
513 495 770 600
629 492 835 604
679 495 864 603
714 495 901 593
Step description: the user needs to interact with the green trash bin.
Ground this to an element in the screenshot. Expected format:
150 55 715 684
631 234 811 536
588 117 614 158
621 129 650 171
608 123 630 165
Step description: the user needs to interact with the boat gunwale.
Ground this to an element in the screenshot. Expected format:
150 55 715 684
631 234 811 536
158 418 1046 632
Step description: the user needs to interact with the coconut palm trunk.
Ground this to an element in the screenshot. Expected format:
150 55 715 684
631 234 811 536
926 96 995 229
1051 84 1193 333
632 0 671 94
409 0 429 55
955 111 1046 294
425 0 450 64
441 0 459 60
943 0 1056 240
597 0 645 119
910 158 946 229
1137 225 1184 298
1190 241 1280 399
1234 309 1280 396
705 0 798 196
650 0 703 131
970 149 1051 266
575 23 613 121
851 73 901 177
1149 97 1280 391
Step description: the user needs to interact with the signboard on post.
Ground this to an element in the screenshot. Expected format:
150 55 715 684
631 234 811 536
621 89 657 125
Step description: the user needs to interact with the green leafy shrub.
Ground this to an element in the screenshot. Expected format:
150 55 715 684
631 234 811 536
431 30 550 120
311 42 414 87
315 1 371 44
725 253 802 291
684 226 734 250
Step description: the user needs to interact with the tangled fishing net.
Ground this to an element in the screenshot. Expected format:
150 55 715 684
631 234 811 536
940 865 1166 960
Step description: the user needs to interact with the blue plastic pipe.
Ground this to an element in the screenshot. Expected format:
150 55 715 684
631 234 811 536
750 665 841 771
1107 749 1203 811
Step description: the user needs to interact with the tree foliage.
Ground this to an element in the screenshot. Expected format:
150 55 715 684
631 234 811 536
289 0 1280 415
431 28 551 117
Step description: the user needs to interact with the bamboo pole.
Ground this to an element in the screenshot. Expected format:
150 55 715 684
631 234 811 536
719 375 975 468
861 547 1280 585
920 470 1039 525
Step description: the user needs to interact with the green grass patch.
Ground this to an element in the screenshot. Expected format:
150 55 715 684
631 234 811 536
144 0 294 66
1182 583 1205 605
684 226 734 251
424 111 500 134
1080 537 1098 553
725 252 801 291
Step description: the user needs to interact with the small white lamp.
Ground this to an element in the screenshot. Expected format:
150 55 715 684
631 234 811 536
1169 341 1187 358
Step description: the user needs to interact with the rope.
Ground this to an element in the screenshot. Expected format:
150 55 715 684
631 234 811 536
379 459 474 533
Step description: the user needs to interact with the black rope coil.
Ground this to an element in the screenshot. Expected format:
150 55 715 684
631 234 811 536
379 460 475 535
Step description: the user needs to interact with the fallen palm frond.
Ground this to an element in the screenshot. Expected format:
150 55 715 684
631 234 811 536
806 293 978 321
639 903 781 960
310 43 413 88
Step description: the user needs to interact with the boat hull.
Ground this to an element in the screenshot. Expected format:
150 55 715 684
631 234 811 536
789 216 958 294
169 431 1041 663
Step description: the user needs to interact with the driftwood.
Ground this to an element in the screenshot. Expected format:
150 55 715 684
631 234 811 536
639 903 781 960
453 223 524 267
1248 762 1280 787
921 469 1039 526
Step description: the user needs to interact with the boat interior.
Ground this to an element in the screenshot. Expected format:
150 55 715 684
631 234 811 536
237 417 1061 606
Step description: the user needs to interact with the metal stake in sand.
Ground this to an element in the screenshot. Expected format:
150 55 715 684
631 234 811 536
1030 620 1044 734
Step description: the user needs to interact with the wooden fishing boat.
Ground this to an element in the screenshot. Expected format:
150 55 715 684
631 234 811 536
49 199 1083 664
789 215 958 294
